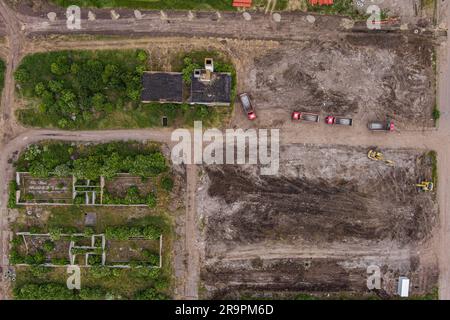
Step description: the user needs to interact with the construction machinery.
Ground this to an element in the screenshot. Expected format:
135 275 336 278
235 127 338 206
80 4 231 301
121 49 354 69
416 181 434 192
325 116 353 126
367 150 395 166
368 120 395 132
292 112 320 123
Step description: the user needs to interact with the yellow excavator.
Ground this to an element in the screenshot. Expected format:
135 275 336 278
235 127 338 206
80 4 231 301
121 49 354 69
367 150 395 166
416 181 434 192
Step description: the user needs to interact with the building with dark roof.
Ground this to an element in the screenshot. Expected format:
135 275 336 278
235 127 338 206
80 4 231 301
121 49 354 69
190 70 232 106
141 72 183 103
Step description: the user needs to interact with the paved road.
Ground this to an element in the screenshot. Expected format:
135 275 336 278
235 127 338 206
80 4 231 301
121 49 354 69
0 0 449 300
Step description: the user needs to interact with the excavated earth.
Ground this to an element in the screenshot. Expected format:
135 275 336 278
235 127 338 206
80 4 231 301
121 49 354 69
243 34 436 129
197 144 439 299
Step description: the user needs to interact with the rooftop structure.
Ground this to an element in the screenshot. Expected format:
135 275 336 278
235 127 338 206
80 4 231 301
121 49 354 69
141 72 183 103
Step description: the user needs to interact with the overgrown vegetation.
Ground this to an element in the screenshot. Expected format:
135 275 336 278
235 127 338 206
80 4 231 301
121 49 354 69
15 50 147 129
8 180 18 208
12 210 172 299
103 186 157 206
15 141 167 180
14 283 107 300
105 225 161 240
16 49 230 129
177 50 237 107
428 150 438 186
307 0 368 19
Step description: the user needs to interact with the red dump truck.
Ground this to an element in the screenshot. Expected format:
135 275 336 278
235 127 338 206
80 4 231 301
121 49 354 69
292 111 320 123
325 116 353 126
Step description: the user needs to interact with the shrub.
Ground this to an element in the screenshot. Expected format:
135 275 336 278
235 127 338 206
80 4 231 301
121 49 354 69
433 107 440 121
105 225 161 240
49 227 62 241
146 192 157 208
160 175 174 192
43 240 55 252
89 266 112 278
181 57 201 85
134 288 168 300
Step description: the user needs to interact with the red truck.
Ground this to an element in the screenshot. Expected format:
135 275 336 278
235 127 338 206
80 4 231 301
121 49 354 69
292 112 320 123
325 116 353 126
239 93 256 120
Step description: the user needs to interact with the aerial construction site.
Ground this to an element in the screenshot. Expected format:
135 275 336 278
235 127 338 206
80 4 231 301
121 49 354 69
0 0 449 304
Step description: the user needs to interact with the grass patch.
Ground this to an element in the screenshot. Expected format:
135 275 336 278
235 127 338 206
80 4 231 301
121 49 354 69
12 205 174 299
421 0 436 10
307 0 379 19
51 0 236 10
8 180 18 209
0 59 5 95
410 287 439 300
428 150 438 186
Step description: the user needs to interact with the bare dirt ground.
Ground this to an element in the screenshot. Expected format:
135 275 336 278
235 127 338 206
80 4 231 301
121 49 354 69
198 145 439 298
240 34 436 130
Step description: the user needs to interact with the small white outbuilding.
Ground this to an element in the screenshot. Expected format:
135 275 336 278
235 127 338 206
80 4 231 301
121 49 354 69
398 277 410 298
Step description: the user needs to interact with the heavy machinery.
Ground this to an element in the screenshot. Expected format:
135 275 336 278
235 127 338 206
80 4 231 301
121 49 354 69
368 120 395 132
367 150 395 166
292 111 320 123
416 181 434 192
325 116 353 126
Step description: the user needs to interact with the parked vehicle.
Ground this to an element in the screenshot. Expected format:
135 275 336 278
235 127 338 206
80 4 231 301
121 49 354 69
239 93 256 120
368 120 395 132
325 116 353 126
292 112 320 123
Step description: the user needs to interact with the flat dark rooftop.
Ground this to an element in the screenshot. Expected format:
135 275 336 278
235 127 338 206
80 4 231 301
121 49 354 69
141 72 183 103
191 73 232 105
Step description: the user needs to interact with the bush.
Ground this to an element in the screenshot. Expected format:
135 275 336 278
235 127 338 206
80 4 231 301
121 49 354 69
105 225 161 241
181 57 200 85
89 266 112 278
15 50 146 130
30 266 51 277
9 248 26 264
13 283 107 300
51 257 69 265
433 107 440 121
16 141 168 180
43 240 55 252
14 283 76 300
49 227 62 241
143 250 160 266
146 192 157 208
160 175 174 192
134 288 168 300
